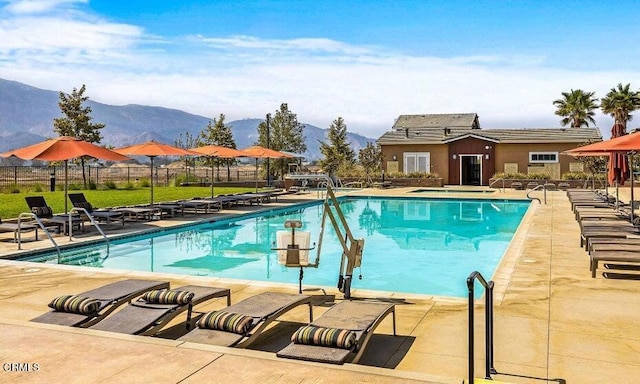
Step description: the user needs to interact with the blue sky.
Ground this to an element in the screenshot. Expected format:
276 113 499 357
1 0 639 138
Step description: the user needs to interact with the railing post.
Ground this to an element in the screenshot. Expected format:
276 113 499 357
467 271 496 383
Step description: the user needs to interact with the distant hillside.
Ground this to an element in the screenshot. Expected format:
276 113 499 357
0 78 375 160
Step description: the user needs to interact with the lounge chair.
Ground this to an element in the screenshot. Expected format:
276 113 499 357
68 193 125 225
590 250 640 278
31 279 170 327
89 285 231 336
0 217 38 242
178 292 313 348
276 300 396 365
113 206 160 221
25 196 84 234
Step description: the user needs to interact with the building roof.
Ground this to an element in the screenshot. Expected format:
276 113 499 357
378 113 603 145
393 113 479 129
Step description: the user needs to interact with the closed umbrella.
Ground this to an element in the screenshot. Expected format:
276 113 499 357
190 145 251 197
241 146 295 192
114 141 198 206
0 136 130 212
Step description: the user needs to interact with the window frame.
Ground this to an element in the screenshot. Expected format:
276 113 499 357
529 151 558 164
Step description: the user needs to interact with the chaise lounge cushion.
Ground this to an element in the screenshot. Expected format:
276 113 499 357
291 325 357 349
32 206 53 218
49 295 100 315
197 311 254 334
141 289 194 305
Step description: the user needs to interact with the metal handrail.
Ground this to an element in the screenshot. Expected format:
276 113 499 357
467 271 497 382
68 208 109 254
526 184 547 204
489 178 505 192
17 212 60 257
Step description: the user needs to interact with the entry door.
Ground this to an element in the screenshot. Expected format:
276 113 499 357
461 155 482 185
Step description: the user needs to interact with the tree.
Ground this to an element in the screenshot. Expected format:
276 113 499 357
53 84 105 187
175 131 197 180
318 117 356 176
553 89 599 128
358 142 382 184
197 114 237 180
256 103 307 179
600 83 640 132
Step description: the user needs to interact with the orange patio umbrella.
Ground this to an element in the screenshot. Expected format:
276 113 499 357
190 145 252 197
0 136 130 213
114 141 199 206
563 127 639 219
241 146 295 192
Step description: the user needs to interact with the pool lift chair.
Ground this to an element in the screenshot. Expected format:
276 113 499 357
272 219 317 295
272 186 365 299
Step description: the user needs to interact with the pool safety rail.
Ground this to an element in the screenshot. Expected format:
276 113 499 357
16 212 60 255
526 184 547 204
467 271 497 382
489 177 506 192
317 185 365 299
68 207 109 254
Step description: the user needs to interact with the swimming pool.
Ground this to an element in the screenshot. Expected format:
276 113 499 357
412 188 496 194
22 197 530 298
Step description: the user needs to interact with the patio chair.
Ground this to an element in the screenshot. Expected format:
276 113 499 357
0 217 38 242
68 193 125 225
89 285 231 336
25 196 84 234
113 206 160 221
31 279 170 327
178 292 313 348
276 300 396 365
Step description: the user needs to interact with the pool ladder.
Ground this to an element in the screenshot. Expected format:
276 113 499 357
467 271 497 382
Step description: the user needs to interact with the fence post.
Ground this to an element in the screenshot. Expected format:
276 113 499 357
14 166 17 185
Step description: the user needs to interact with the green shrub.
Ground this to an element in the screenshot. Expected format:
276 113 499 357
68 183 82 190
87 181 97 190
492 172 528 179
138 178 151 187
561 172 587 180
386 172 439 179
174 174 200 186
122 182 135 190
527 173 551 180
33 184 43 192
104 180 117 189
5 184 20 193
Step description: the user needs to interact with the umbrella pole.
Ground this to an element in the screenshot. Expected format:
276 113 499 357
255 158 259 193
211 157 215 199
64 160 69 213
630 153 635 223
150 156 155 207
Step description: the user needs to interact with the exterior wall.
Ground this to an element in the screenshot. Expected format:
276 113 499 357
381 144 450 183
494 143 579 177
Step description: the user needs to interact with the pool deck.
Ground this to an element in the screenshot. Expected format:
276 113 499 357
1 187 639 383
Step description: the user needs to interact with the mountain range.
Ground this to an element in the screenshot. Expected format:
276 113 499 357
0 78 376 161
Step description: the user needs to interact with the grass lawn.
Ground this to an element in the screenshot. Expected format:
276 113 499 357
0 186 257 219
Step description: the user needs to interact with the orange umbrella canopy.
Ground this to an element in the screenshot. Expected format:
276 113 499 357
0 136 130 161
563 130 640 155
241 145 295 159
114 140 199 157
190 145 251 158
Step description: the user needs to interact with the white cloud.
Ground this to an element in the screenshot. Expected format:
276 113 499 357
0 1 636 139
3 0 85 14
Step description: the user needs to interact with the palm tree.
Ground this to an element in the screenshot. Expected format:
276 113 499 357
553 89 599 128
600 83 640 132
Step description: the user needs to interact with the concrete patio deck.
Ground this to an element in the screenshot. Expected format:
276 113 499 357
0 187 639 383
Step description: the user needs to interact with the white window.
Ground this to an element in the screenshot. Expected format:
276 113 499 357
529 152 558 163
404 152 431 173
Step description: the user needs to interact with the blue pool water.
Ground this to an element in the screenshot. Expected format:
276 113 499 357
23 197 530 298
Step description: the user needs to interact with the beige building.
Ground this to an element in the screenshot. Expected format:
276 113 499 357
377 113 602 186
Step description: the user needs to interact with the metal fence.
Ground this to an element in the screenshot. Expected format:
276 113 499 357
0 165 259 190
